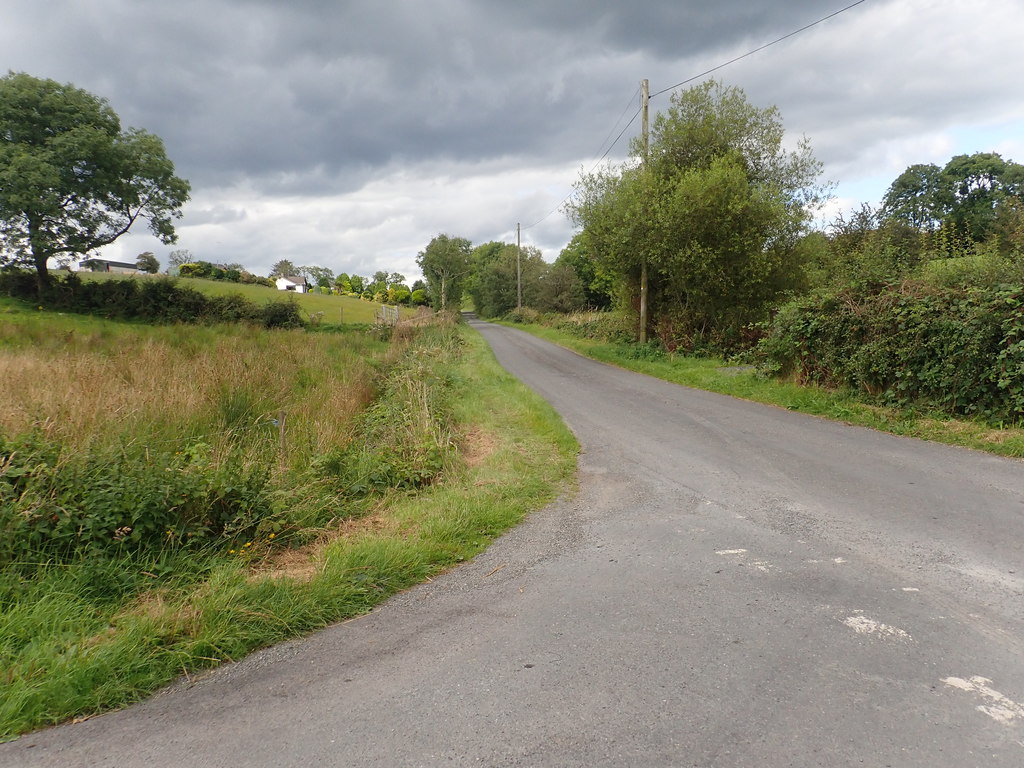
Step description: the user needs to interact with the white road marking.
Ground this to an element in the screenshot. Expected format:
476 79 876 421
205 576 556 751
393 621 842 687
751 561 772 573
715 549 747 556
942 676 1024 726
832 557 848 564
843 615 912 640
901 587 920 592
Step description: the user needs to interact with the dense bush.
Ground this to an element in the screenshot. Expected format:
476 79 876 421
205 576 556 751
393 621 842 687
318 324 460 495
177 261 274 287
0 271 304 328
0 432 279 565
756 281 1024 422
505 307 636 344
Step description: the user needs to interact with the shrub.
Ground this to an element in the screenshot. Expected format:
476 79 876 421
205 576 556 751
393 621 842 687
205 293 263 324
260 298 305 329
0 432 277 566
549 310 636 343
756 281 1024 422
505 306 542 324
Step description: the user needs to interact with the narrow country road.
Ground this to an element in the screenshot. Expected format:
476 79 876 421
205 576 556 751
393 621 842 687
4 320 1024 767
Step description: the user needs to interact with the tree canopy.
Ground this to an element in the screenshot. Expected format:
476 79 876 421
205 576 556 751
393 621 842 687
468 243 546 317
0 72 190 291
416 233 472 310
269 259 297 277
567 80 824 350
555 233 615 310
135 251 159 274
303 264 334 288
881 152 1024 242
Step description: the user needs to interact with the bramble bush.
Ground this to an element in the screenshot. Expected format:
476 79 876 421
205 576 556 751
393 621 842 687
755 281 1024 422
0 432 280 567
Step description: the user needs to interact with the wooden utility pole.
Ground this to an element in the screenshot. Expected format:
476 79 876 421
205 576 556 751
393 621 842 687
639 78 650 344
516 222 523 309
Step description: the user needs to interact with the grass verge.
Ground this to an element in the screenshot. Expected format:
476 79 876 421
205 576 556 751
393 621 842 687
0 321 576 740
500 321 1024 459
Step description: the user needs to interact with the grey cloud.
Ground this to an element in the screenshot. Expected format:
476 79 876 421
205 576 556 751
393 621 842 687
3 0 841 194
4 0 1024 277
184 205 249 227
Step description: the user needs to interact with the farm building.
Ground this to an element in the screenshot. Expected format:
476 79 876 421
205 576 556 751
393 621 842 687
79 259 138 274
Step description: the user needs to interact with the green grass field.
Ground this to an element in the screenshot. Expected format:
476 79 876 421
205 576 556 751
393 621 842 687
74 271 411 324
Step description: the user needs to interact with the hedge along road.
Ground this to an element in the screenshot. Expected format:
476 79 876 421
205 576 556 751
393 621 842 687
5 321 1024 767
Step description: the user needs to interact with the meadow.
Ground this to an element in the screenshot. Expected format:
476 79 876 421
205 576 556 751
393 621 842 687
0 297 576 738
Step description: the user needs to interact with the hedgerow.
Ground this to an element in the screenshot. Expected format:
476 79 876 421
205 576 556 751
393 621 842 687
0 271 304 328
755 281 1024 423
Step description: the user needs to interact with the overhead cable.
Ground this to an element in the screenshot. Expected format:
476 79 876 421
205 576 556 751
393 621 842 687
651 0 870 98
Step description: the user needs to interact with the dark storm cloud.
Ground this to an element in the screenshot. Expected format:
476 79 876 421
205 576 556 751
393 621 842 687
0 0 850 194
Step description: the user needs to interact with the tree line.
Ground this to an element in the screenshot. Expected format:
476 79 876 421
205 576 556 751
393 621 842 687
414 233 610 317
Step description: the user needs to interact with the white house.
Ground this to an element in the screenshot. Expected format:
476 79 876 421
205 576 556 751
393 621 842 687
275 275 309 293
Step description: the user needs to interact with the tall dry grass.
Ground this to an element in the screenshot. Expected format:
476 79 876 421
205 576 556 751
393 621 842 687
0 314 379 467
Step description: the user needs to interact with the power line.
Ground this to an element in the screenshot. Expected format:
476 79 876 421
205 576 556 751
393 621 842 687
593 106 642 167
522 90 642 230
592 84 641 163
651 0 870 98
521 0 870 232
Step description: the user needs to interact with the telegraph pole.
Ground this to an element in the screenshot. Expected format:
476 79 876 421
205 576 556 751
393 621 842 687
639 78 650 344
516 222 523 309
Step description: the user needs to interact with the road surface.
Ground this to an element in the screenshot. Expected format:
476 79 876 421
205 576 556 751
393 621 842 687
3 320 1023 767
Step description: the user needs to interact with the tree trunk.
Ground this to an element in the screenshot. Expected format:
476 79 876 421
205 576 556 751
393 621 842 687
27 217 52 297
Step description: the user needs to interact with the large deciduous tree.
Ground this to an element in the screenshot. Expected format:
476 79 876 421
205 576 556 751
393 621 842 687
881 152 1024 243
942 152 1023 242
567 80 825 350
135 251 159 274
0 72 190 293
880 163 944 231
269 259 297 277
469 243 546 317
167 248 193 272
555 233 615 309
303 265 335 288
416 233 472 310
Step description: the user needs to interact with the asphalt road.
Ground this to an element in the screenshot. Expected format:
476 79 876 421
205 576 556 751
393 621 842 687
4 320 1023 767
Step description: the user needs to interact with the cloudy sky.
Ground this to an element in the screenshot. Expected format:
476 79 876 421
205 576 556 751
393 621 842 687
3 0 1023 281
